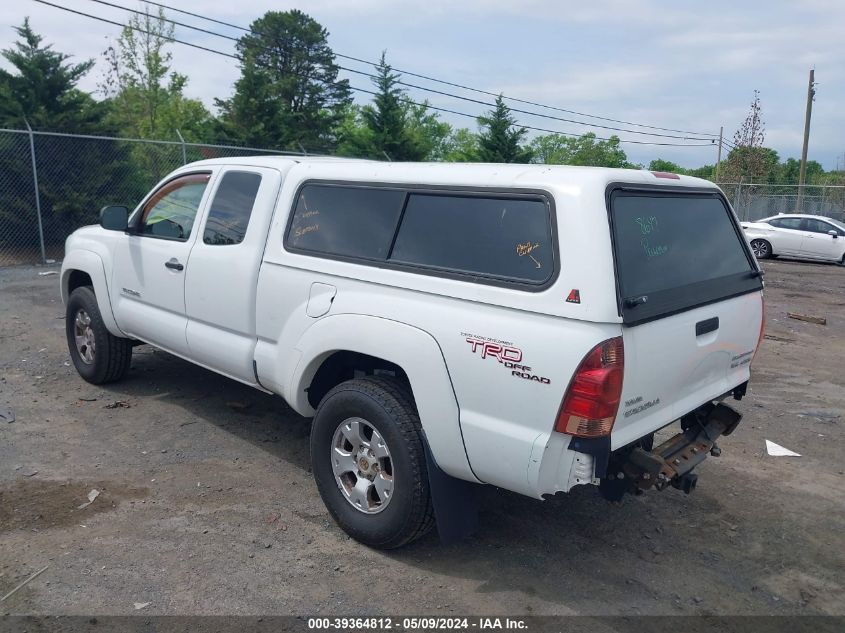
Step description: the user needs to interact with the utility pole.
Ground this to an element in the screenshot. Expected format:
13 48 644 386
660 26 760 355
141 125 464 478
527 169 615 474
715 126 723 182
797 69 816 212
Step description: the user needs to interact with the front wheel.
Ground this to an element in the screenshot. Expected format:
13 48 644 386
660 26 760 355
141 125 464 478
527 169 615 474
750 239 772 259
310 376 434 549
66 286 132 384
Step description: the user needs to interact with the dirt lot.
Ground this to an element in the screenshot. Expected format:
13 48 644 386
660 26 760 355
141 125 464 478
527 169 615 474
1 259 843 617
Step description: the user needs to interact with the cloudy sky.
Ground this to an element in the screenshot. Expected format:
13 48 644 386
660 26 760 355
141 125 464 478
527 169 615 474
2 0 844 170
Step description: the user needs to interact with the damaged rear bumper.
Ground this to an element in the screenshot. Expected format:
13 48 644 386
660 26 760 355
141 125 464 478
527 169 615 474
600 402 742 500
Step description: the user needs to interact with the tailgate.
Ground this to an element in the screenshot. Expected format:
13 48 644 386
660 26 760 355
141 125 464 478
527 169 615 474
607 185 764 449
614 292 762 448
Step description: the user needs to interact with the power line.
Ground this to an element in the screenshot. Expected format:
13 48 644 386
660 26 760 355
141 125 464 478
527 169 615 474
34 0 716 148
112 0 722 140
85 0 715 142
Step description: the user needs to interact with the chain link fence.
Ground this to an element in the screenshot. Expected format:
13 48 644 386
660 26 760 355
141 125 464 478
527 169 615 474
0 128 303 266
4 128 845 266
718 182 845 223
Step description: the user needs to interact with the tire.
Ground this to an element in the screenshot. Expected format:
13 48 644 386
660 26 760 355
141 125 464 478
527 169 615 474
66 286 132 384
310 376 435 549
750 239 772 259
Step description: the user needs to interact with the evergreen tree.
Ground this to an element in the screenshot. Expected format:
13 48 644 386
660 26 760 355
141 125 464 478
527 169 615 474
0 18 104 131
362 52 431 161
216 10 351 151
476 95 532 163
362 52 407 158
0 19 125 252
337 54 446 161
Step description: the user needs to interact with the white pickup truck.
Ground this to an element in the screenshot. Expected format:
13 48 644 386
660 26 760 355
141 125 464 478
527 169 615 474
61 158 765 548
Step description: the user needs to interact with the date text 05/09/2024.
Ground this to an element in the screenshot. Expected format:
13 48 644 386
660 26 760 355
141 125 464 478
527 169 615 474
307 617 528 631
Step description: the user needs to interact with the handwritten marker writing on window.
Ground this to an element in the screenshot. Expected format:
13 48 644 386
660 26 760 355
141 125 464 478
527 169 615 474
516 242 540 256
516 242 542 268
295 224 319 238
636 216 658 235
641 237 668 258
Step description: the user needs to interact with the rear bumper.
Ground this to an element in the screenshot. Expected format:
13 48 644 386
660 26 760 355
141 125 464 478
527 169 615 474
532 386 746 500
600 402 742 500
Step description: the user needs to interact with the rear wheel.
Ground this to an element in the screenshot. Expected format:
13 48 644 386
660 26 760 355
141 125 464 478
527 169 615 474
310 376 434 549
750 239 772 259
66 286 132 384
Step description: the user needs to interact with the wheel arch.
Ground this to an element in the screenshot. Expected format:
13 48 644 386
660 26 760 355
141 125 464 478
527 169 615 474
306 350 411 410
61 249 124 337
290 314 477 482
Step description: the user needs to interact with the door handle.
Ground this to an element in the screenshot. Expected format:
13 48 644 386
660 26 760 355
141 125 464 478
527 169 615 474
165 259 184 271
695 317 719 336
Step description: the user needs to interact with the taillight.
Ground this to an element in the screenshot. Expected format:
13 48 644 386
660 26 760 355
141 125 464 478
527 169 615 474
555 337 624 437
752 294 766 364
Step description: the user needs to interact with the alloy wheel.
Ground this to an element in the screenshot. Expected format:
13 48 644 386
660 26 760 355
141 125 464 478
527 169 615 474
73 309 96 364
331 417 394 514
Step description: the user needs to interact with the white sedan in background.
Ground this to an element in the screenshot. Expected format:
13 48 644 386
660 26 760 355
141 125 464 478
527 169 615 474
741 214 845 264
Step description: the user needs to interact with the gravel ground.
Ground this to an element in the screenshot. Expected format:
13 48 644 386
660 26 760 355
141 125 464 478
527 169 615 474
0 259 843 616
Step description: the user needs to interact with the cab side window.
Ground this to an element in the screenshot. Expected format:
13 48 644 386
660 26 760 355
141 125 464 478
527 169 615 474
390 193 553 283
769 217 802 230
203 171 263 245
139 173 211 240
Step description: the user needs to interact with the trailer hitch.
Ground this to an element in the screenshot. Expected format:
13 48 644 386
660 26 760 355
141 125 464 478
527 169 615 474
601 402 741 500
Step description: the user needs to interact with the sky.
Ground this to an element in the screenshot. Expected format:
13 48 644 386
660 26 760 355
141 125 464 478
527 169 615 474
2 0 844 170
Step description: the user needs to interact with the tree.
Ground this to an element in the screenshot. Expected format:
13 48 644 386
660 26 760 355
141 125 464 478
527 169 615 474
528 133 570 165
404 101 452 161
779 157 824 185
333 104 374 157
338 53 434 160
335 54 448 161
476 95 532 163
101 5 213 141
440 127 479 162
0 18 105 131
528 132 631 167
721 90 769 183
686 164 715 180
648 158 685 174
361 52 410 159
217 10 351 151
0 19 128 252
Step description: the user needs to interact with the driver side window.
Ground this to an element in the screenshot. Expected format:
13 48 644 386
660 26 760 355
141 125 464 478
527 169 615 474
140 173 211 240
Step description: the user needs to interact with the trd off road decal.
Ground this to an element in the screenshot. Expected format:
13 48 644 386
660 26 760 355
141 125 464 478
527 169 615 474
461 332 551 385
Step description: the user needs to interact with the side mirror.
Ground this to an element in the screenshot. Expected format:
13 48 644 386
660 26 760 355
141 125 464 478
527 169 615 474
828 229 839 238
100 205 129 231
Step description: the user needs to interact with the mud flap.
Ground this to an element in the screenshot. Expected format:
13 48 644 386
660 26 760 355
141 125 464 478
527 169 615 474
422 435 480 545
